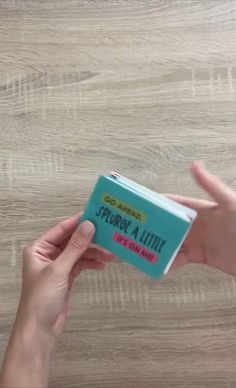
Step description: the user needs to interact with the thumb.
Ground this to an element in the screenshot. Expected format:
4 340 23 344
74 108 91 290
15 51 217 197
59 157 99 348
191 161 236 207
55 220 95 274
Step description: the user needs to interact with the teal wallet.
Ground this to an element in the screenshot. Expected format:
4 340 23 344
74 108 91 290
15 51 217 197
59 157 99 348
81 172 197 279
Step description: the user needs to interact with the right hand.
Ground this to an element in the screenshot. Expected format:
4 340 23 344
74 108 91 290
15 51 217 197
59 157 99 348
167 161 236 277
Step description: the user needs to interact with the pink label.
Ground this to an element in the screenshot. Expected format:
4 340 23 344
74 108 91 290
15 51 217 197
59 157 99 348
112 232 158 264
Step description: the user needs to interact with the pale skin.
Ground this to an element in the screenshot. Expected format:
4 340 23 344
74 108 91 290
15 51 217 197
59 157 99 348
1 161 236 388
0 217 114 388
168 161 236 276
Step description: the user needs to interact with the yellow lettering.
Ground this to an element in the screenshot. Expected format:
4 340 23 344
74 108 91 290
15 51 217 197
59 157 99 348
102 193 146 223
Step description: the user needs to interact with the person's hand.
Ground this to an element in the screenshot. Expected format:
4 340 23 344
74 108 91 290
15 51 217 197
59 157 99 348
0 214 113 388
18 213 113 339
167 162 236 277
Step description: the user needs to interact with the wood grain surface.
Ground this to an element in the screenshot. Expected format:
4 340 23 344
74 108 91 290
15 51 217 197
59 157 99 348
1 1 236 387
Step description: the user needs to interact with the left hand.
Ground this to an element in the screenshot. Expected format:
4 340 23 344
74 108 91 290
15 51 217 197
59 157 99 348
16 213 113 341
0 214 114 388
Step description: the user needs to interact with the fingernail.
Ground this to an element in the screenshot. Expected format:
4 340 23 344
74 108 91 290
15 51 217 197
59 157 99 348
79 221 95 237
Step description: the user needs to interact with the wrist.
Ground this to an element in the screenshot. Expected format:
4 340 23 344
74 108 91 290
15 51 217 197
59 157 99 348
15 297 58 349
0 311 55 388
12 313 56 357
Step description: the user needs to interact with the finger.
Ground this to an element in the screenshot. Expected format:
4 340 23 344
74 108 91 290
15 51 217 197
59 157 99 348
58 238 114 262
39 213 82 247
59 239 101 252
69 260 106 289
35 245 61 261
191 161 236 206
82 247 115 262
164 193 215 209
55 220 95 273
72 259 106 276
168 251 189 270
